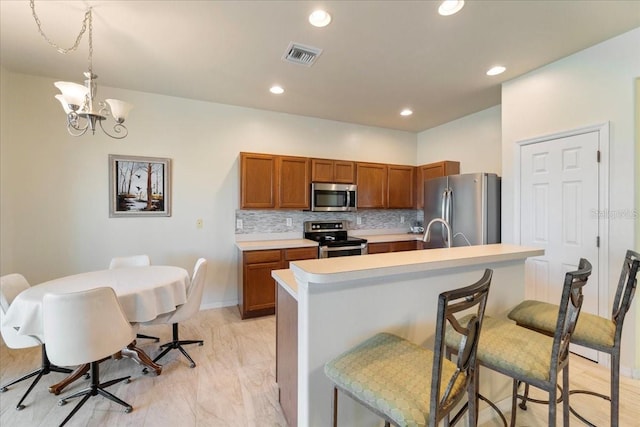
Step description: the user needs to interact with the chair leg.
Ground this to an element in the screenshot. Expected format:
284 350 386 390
152 323 204 368
467 367 478 427
548 379 557 427
332 386 338 427
509 380 518 427
562 364 570 426
519 382 530 410
58 361 132 425
611 352 619 427
136 333 160 342
60 393 92 427
0 344 73 410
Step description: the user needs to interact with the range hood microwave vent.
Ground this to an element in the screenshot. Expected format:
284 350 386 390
282 42 322 67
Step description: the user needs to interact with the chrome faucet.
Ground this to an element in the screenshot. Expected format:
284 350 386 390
423 218 452 248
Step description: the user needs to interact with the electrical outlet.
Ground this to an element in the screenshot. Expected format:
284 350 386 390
356 216 362 225
286 217 293 227
400 216 405 224
196 218 203 229
236 219 243 229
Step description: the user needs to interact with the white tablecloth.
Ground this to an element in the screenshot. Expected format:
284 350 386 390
2 266 190 340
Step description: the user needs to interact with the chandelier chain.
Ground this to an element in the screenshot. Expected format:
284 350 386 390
29 0 92 55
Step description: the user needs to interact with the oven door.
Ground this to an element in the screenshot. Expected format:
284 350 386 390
319 243 368 258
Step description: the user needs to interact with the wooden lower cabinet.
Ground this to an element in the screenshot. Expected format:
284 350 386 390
239 247 317 319
368 240 422 254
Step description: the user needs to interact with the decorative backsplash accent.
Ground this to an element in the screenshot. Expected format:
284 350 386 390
235 209 422 234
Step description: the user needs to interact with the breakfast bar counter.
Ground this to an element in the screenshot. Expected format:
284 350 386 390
272 243 543 426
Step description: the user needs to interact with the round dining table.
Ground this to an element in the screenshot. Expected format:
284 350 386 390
1 265 190 392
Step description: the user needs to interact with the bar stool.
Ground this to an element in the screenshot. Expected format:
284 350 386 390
324 269 492 427
445 258 592 427
507 249 639 426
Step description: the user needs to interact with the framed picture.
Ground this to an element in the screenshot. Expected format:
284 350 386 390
109 154 171 217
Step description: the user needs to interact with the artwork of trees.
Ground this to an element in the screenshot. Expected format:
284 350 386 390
115 160 165 212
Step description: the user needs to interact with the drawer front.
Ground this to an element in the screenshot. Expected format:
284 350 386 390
284 247 318 261
244 249 282 264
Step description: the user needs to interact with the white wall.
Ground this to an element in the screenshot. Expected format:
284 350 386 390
417 105 502 174
0 68 416 308
501 28 640 373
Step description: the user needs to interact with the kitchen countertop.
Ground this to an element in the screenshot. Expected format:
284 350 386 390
236 232 423 251
352 232 423 243
235 239 317 251
288 243 543 287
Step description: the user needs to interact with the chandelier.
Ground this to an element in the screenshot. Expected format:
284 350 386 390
30 0 132 139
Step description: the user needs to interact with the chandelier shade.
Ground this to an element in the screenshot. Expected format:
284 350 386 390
105 99 133 123
54 81 89 110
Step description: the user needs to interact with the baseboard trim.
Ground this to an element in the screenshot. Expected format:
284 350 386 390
200 300 238 311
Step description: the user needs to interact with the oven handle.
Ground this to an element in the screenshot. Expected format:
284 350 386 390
319 243 368 256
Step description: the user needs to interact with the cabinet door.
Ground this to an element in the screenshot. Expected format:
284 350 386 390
240 153 276 209
387 165 415 208
311 159 335 183
356 162 387 208
416 161 460 209
242 250 282 318
333 161 355 183
278 156 310 209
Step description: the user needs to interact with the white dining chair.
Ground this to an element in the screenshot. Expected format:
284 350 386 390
143 258 207 369
108 254 151 269
108 254 159 342
43 287 136 426
0 273 72 410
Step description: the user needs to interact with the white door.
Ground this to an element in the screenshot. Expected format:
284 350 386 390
520 130 600 360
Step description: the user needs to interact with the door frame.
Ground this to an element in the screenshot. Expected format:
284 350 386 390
514 122 610 364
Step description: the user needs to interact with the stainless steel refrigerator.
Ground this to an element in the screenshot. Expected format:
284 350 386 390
423 173 501 248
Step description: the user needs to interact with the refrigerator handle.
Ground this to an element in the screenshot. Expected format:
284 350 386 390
440 190 447 220
443 188 452 245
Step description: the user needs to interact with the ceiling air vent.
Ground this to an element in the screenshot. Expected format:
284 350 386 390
282 42 323 67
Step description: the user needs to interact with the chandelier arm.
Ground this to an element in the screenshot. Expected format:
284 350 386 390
66 114 89 137
30 0 92 55
98 120 129 140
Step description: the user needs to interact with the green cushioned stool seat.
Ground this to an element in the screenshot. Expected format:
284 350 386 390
508 300 615 349
445 315 554 383
325 332 466 427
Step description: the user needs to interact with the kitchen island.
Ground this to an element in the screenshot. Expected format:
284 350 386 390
272 243 543 426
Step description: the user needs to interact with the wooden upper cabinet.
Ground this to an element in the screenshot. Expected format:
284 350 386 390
356 162 387 208
387 165 415 208
311 159 355 183
415 160 460 209
240 152 276 208
278 156 310 209
240 152 309 209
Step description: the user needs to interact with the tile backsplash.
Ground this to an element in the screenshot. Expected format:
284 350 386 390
235 209 424 235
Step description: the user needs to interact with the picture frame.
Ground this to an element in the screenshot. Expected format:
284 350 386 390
109 154 171 217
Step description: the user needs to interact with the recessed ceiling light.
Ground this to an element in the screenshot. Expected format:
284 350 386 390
438 0 465 16
486 66 506 76
309 10 332 27
400 109 413 117
270 85 284 95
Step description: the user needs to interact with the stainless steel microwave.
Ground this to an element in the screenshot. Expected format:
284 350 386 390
311 183 357 212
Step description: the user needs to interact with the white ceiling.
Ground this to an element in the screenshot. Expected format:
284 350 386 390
1 0 639 132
